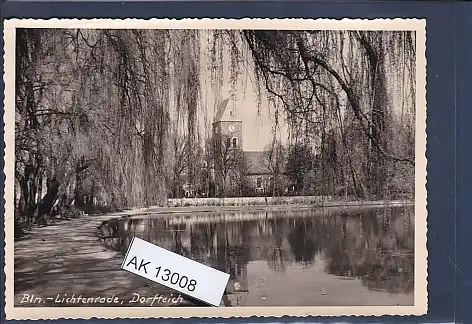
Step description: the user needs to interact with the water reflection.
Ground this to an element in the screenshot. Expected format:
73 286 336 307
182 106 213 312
99 206 414 303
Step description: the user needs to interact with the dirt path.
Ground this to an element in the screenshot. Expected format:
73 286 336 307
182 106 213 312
13 212 195 307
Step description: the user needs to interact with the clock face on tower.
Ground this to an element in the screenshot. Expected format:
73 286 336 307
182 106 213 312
228 125 235 133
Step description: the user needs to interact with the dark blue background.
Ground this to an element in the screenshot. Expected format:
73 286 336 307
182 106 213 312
1 1 467 323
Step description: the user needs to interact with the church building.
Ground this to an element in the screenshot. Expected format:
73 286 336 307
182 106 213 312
212 98 272 196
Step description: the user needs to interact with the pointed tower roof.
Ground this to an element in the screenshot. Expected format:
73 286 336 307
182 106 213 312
214 98 231 122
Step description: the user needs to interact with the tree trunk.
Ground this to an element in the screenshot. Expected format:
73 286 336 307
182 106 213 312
36 177 60 224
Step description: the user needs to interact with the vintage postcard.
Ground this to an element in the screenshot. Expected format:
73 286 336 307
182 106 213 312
3 18 427 319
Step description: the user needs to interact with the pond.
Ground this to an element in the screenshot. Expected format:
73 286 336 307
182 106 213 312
98 205 414 307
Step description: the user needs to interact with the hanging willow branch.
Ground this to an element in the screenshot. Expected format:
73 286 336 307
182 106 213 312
242 30 415 166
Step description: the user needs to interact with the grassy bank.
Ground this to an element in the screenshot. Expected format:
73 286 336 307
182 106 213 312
166 196 413 208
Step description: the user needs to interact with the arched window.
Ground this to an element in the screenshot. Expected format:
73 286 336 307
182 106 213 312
232 137 238 148
226 138 231 148
256 177 262 188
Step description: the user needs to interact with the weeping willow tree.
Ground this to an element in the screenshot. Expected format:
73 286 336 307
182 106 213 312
238 30 416 199
15 28 202 230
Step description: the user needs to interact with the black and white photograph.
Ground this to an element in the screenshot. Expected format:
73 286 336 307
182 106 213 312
4 19 427 319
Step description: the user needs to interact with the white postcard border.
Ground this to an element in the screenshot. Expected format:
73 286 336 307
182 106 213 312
3 18 427 320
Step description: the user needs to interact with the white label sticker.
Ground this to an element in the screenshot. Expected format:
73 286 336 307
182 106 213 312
121 237 230 307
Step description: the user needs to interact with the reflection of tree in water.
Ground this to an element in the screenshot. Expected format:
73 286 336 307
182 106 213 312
100 215 251 284
264 217 292 273
98 217 155 253
98 206 414 294
323 207 414 293
286 218 323 268
324 215 366 277
360 250 414 294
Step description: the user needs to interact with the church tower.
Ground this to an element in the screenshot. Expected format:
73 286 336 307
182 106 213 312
212 98 243 196
212 98 243 151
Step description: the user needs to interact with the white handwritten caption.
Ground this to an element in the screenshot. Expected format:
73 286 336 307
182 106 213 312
121 237 230 307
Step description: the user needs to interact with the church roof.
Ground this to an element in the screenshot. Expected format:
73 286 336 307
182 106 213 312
244 151 271 175
214 98 231 122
